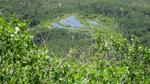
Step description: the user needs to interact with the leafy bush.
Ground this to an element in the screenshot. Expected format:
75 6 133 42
0 17 51 83
92 28 150 83
0 17 150 83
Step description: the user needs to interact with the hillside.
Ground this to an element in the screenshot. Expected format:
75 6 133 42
1 0 150 46
31 14 117 56
0 0 150 83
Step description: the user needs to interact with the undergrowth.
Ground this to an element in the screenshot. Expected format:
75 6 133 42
0 17 150 83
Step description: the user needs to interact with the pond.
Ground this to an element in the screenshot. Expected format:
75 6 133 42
51 16 98 29
60 16 83 27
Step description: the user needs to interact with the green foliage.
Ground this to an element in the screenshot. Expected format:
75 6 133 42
1 0 150 46
92 28 150 83
1 0 150 83
31 25 91 56
0 17 51 83
32 14 117 56
1 17 150 83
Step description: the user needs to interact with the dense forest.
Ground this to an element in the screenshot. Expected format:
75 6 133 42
0 0 150 83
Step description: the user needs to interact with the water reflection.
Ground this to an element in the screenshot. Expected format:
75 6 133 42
60 16 83 27
51 16 97 29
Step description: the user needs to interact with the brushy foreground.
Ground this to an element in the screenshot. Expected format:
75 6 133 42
0 17 150 83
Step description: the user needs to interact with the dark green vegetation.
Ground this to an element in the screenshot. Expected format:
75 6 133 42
32 27 91 56
31 14 117 56
1 0 150 46
0 0 150 83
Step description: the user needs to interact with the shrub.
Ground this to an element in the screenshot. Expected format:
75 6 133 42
0 17 51 83
0 17 149 83
92 28 150 83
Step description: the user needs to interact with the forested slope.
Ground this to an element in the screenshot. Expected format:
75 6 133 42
1 0 150 46
0 0 150 83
